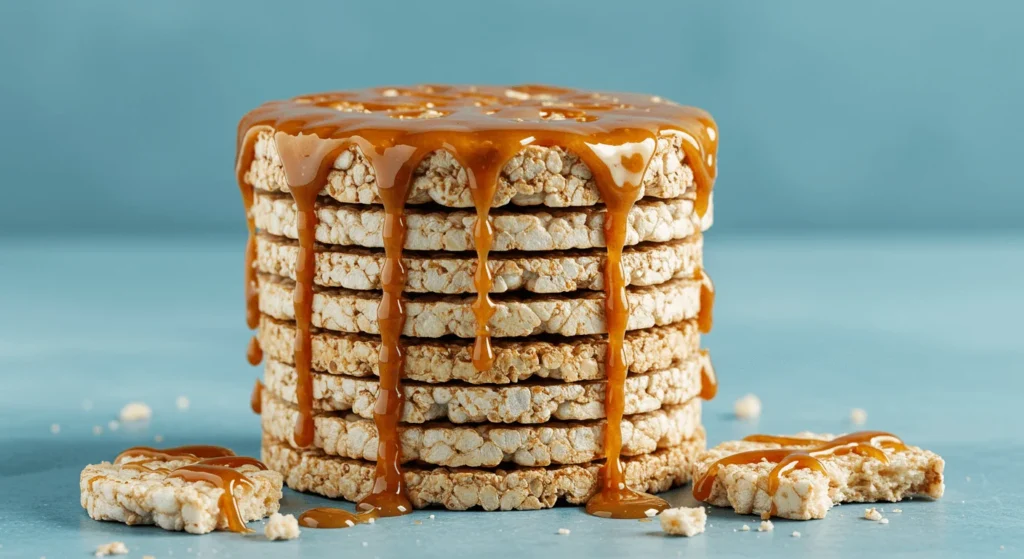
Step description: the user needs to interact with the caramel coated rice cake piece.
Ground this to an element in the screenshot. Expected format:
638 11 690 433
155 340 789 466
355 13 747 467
251 192 710 252
80 456 282 534
258 316 700 384
262 356 702 424
692 433 945 520
258 273 700 338
246 129 696 208
261 429 705 511
255 233 702 294
260 391 702 467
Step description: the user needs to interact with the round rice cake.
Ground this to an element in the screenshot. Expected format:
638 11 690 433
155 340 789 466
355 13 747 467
251 191 711 252
260 429 706 511
257 316 699 384
245 129 698 209
255 233 702 294
261 356 702 424
260 390 702 467
257 274 700 338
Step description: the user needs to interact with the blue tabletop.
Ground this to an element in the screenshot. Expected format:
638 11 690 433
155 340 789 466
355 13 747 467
0 234 1020 558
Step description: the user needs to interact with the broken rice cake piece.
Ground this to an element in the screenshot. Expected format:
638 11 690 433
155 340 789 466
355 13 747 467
691 431 944 520
659 506 706 536
80 445 283 534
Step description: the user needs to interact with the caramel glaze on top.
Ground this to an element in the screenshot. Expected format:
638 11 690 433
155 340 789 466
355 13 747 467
693 431 909 518
235 84 719 518
112 445 268 533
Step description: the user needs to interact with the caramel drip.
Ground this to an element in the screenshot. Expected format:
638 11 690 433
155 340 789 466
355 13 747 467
693 431 908 517
168 461 257 533
246 336 263 366
298 507 379 529
698 349 718 401
235 85 718 519
116 445 236 463
695 267 714 334
236 128 262 364
356 142 423 516
466 153 512 372
250 378 264 415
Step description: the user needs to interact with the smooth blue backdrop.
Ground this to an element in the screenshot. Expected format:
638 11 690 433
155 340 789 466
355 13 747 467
1 0 1022 235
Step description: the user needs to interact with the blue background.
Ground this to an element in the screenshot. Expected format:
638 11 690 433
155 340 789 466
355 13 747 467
1 0 1022 235
2 2 1023 558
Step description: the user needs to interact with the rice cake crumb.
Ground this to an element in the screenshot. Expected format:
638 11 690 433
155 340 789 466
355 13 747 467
758 520 774 532
94 541 128 556
879 518 889 524
740 524 750 531
864 507 883 521
557 528 570 535
264 513 301 541
850 408 868 425
119 402 152 422
176 396 191 411
659 507 706 537
792 531 801 538
734 394 762 420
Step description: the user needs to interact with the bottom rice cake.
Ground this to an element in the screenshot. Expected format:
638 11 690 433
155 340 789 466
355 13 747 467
261 428 706 512
691 432 945 520
260 391 703 468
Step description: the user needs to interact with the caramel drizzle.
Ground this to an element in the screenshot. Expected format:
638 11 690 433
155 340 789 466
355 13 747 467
235 85 718 519
693 431 908 517
299 507 379 529
250 378 264 414
698 349 718 401
114 446 266 533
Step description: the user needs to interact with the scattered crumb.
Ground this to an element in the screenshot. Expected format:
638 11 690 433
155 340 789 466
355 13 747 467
758 520 774 532
879 518 889 525
659 507 706 537
741 524 751 531
864 507 883 521
644 508 659 518
82 399 94 411
557 528 571 535
94 541 128 556
49 424 60 435
792 531 801 538
734 394 762 420
154 435 164 443
368 517 375 524
264 513 300 541
413 520 422 525
850 408 868 425
639 518 653 523
176 396 190 411
892 509 903 513
92 425 103 436
119 402 152 422
428 514 435 519
107 420 120 431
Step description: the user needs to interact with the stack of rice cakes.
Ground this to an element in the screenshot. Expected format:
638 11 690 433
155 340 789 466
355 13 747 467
243 88 717 511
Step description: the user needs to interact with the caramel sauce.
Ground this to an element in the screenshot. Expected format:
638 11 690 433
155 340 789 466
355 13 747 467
698 349 718 401
695 267 714 334
112 445 265 533
235 85 718 519
168 461 257 533
250 378 264 414
115 445 236 463
693 431 908 517
298 507 379 529
246 335 263 366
